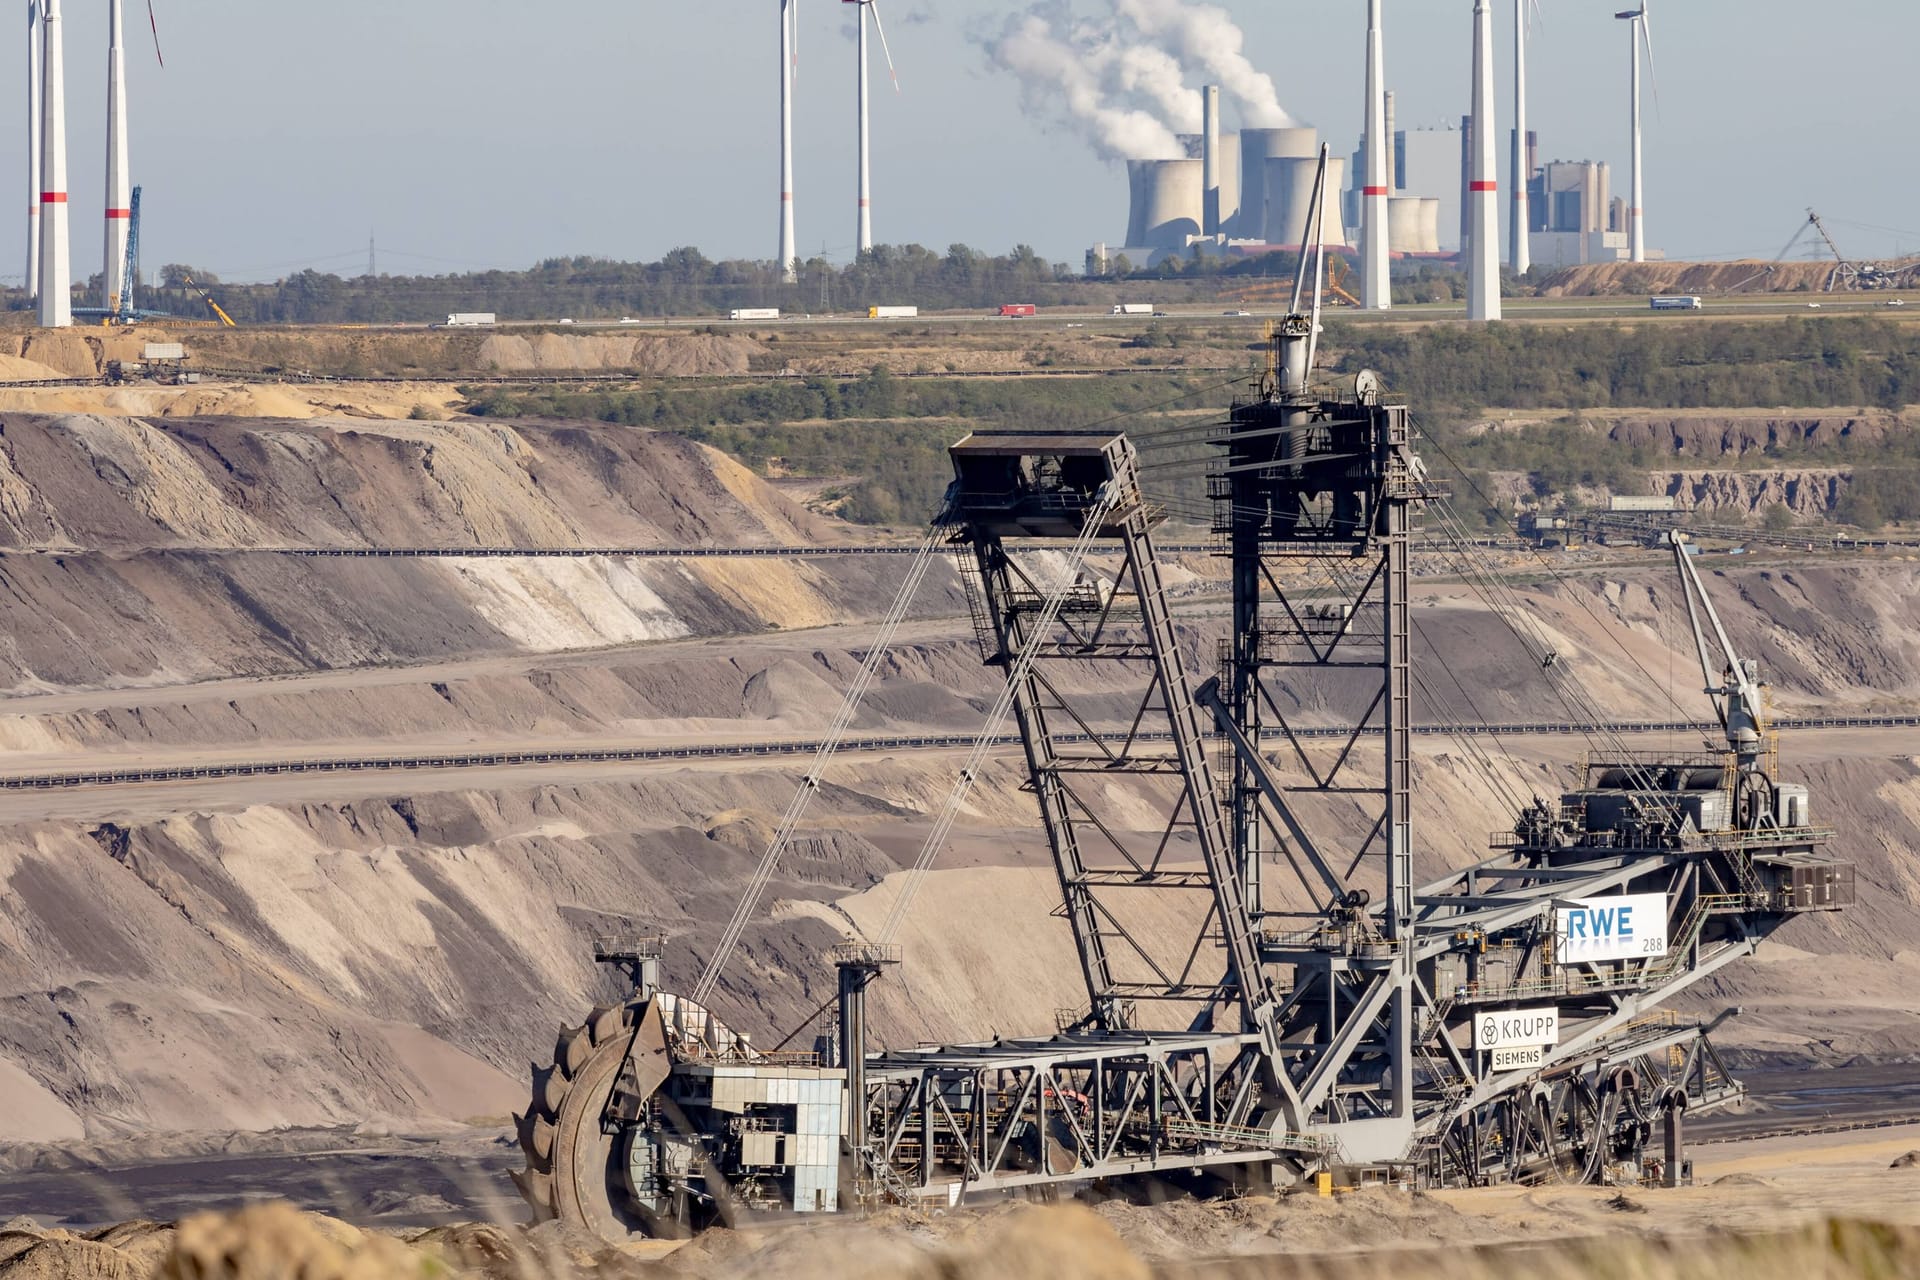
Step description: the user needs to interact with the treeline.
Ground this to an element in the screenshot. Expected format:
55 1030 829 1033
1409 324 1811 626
1329 316 1920 413
469 317 1920 530
5 244 1472 325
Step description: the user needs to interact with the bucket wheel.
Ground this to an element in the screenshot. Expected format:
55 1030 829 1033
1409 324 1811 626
511 996 690 1242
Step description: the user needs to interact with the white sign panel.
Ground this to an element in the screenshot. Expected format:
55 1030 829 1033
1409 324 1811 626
1474 1006 1560 1051
1555 893 1669 965
1490 1045 1546 1071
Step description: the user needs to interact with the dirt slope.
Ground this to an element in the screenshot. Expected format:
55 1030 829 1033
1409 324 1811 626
0 406 1915 1142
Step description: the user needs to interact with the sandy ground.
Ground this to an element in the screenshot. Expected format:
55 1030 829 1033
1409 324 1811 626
2 1121 1918 1280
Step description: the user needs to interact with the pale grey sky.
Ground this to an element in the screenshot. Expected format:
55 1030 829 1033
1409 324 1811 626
6 1 1914 283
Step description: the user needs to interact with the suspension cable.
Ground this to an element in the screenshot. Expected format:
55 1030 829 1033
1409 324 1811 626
692 506 953 1004
874 485 1122 944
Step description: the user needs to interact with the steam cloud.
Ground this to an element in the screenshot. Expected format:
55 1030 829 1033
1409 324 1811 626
1115 0 1294 129
984 0 1294 161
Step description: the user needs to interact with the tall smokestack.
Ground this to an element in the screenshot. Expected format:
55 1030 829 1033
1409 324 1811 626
25 0 41 303
1361 0 1389 309
1202 84 1220 236
778 0 797 284
36 0 68 328
103 0 130 314
1467 0 1499 321
1508 0 1529 274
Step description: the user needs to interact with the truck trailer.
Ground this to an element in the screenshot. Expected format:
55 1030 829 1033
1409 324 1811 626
1111 303 1155 315
868 306 918 319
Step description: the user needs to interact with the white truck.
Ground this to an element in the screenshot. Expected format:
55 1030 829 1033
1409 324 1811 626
729 308 781 321
1111 303 1155 316
868 305 918 319
443 312 497 327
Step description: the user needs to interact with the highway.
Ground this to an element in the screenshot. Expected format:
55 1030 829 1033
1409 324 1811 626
2 714 1913 793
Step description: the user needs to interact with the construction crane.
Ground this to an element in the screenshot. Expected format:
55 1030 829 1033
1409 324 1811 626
1325 256 1361 307
511 161 1855 1239
1232 256 1360 309
108 186 142 325
181 272 236 326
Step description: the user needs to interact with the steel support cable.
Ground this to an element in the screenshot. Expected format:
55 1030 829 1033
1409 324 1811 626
873 485 1122 946
692 513 952 1004
1412 415 1703 726
1429 498 1662 774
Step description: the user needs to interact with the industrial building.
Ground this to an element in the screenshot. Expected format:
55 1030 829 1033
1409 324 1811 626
1090 88 1660 276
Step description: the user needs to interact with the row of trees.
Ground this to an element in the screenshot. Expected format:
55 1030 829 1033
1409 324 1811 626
4 242 1484 325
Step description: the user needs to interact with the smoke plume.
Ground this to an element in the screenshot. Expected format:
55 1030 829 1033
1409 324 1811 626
983 0 1291 160
1114 0 1295 128
987 14 1185 161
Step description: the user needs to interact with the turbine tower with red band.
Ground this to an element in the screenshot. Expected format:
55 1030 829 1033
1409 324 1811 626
1466 0 1500 321
24 0 41 303
36 0 68 328
846 0 898 256
778 0 797 284
103 0 130 314
1360 0 1390 309
1508 0 1530 274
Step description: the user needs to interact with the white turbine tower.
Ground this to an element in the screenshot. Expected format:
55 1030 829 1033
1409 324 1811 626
24 0 41 303
103 0 130 314
778 0 798 284
1616 3 1655 263
1360 0 1390 310
847 0 898 257
1508 0 1534 275
1467 0 1499 321
36 0 68 328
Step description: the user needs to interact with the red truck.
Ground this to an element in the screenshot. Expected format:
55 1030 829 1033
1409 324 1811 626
997 303 1037 317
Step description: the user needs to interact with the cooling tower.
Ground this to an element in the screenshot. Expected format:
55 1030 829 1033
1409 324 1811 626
1216 131 1241 236
1387 197 1441 253
1236 127 1317 243
1265 155 1349 250
1125 158 1204 252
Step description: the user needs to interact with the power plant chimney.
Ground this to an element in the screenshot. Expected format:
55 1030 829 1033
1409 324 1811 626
1509 0 1530 275
778 0 797 284
1360 0 1390 309
1202 85 1221 237
103 0 130 314
36 0 68 328
1466 0 1500 321
24 0 41 303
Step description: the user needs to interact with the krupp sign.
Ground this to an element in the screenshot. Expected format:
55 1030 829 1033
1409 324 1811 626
1475 1006 1560 1051
1555 893 1670 965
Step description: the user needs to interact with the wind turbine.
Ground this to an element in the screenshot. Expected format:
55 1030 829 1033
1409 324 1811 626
1615 2 1656 263
1509 0 1540 275
103 0 162 315
36 0 68 327
1360 0 1389 310
1467 0 1500 321
778 0 798 284
25 0 41 303
846 0 898 257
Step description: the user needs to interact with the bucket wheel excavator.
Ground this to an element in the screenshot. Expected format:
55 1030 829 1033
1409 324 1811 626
512 156 1856 1241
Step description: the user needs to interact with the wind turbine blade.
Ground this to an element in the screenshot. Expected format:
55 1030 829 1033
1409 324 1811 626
1526 0 1542 36
870 1 899 92
147 0 164 68
1640 3 1660 117
790 0 799 81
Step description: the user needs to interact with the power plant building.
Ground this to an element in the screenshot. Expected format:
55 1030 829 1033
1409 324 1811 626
1395 125 1462 253
1526 159 1662 265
